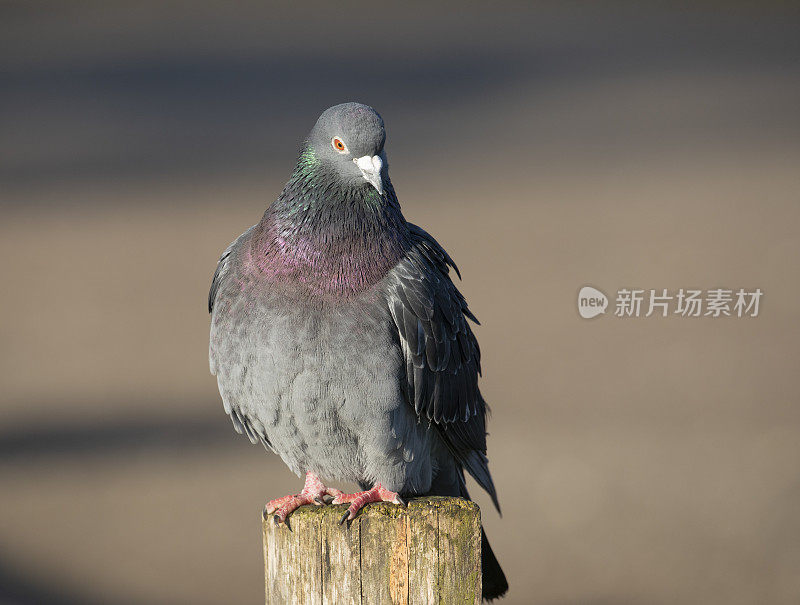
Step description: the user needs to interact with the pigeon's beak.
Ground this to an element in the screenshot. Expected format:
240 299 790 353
354 155 384 195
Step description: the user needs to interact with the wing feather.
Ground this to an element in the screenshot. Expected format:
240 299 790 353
386 223 499 511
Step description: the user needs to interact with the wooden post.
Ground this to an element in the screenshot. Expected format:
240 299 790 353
263 496 482 604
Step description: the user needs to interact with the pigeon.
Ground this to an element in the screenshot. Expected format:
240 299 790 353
208 102 508 600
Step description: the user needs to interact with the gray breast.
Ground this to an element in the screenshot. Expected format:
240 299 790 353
210 272 436 494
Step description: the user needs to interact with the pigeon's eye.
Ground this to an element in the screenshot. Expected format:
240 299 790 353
331 137 347 153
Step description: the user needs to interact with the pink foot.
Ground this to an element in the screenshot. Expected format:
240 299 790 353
332 483 406 524
264 472 344 525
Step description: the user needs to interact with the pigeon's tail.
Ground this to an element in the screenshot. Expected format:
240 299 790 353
456 466 507 600
481 528 509 601
427 461 508 600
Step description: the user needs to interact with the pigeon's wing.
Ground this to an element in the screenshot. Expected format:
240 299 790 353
208 225 274 450
208 225 255 315
386 224 499 512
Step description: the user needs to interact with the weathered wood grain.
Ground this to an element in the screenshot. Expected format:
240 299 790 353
263 496 481 604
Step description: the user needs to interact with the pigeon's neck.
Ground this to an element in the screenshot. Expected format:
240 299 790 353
251 148 410 296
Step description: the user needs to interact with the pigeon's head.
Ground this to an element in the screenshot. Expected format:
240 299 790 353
307 102 388 195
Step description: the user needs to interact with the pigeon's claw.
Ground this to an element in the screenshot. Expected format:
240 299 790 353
264 494 298 517
313 492 341 506
270 493 317 524
264 471 343 525
333 483 405 523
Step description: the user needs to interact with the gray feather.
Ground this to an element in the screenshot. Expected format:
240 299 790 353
207 102 505 599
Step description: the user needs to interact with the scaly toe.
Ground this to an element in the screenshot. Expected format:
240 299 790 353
332 483 404 523
266 476 350 525
264 494 296 516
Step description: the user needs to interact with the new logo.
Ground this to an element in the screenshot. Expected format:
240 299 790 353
578 286 608 319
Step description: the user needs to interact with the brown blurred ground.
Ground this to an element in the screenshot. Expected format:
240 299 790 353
1 2 800 604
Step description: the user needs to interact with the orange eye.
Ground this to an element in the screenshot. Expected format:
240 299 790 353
332 137 347 152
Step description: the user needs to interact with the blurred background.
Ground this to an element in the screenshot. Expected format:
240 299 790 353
1 2 799 603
